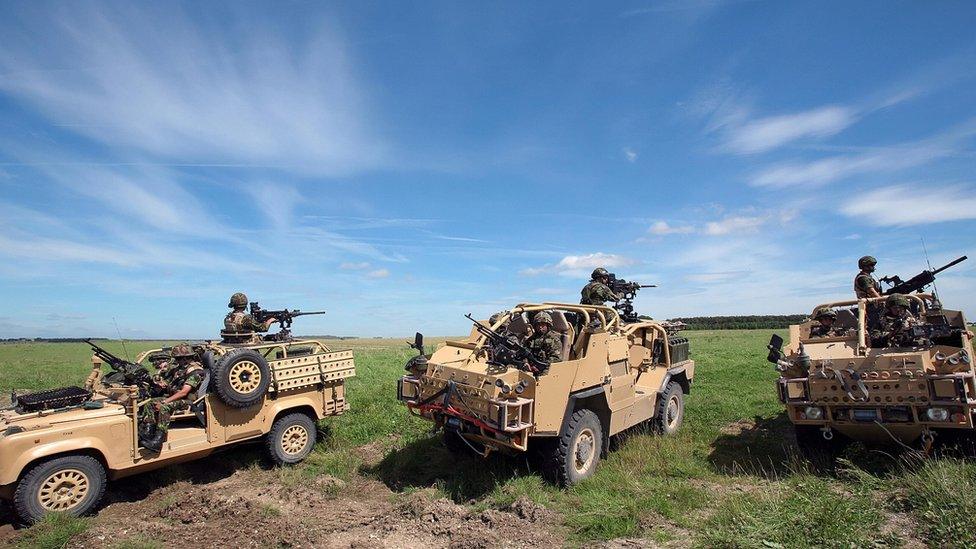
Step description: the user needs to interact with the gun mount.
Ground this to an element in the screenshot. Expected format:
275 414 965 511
606 273 656 323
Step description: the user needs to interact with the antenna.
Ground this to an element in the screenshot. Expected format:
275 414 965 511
920 237 939 298
113 317 131 361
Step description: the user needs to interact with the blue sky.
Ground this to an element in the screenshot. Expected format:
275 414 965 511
0 1 974 339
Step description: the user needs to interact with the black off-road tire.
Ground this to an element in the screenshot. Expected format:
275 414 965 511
266 413 317 466
794 425 849 472
651 381 684 436
13 455 107 525
541 409 603 486
213 349 271 408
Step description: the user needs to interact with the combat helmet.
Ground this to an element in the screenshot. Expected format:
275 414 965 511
228 292 248 308
858 256 877 270
591 267 609 280
170 343 194 358
533 311 553 326
886 293 910 309
814 307 837 320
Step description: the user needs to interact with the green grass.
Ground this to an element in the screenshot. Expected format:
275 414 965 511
12 513 90 549
2 332 963 546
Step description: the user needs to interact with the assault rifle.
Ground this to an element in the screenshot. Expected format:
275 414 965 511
606 273 656 323
465 313 549 374
880 256 967 296
249 302 326 341
84 339 160 397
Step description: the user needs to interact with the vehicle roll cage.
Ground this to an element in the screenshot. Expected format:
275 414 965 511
808 293 934 352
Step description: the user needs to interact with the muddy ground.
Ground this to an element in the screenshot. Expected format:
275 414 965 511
0 441 569 549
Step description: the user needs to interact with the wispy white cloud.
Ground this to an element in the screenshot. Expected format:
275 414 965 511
647 220 694 235
704 215 765 235
0 4 385 175
841 184 976 226
623 147 638 162
521 252 637 277
723 105 856 154
339 262 371 270
247 184 303 229
366 268 390 279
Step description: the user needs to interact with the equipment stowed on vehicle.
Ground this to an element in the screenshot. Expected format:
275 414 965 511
397 302 695 486
0 328 355 525
766 256 974 465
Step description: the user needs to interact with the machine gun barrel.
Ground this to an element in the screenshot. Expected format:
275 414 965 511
464 313 548 373
83 339 127 371
882 255 967 295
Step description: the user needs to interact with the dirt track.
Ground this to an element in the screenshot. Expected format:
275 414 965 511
0 444 566 549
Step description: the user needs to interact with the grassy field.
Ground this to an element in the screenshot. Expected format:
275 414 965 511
3 332 976 547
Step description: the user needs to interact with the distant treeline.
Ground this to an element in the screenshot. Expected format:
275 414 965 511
670 315 808 330
0 338 110 343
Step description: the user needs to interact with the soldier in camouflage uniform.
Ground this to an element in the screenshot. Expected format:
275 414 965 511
139 343 205 452
525 312 563 368
223 292 278 341
581 268 620 306
854 256 882 299
809 308 843 338
877 293 920 347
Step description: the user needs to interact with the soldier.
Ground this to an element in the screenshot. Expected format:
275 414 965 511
139 343 205 452
525 312 563 368
854 256 882 299
878 294 920 347
580 268 620 306
224 292 278 336
809 308 843 338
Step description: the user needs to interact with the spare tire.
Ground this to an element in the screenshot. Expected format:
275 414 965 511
213 349 271 408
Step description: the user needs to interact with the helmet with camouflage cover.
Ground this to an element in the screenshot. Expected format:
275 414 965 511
170 343 194 358
533 311 553 326
228 292 248 308
886 293 910 309
858 256 877 270
591 267 609 280
814 307 837 320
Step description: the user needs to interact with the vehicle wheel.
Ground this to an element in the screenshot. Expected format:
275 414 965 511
794 425 848 471
213 349 271 408
13 455 107 525
651 381 684 436
542 409 603 486
266 413 317 465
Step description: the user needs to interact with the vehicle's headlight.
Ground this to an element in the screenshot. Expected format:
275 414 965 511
803 406 824 420
926 407 949 422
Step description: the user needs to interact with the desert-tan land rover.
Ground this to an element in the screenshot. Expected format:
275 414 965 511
0 338 355 524
397 302 694 485
767 294 973 462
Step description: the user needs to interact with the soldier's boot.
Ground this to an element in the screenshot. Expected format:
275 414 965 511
142 430 166 453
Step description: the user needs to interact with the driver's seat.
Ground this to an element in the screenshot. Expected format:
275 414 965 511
548 311 575 362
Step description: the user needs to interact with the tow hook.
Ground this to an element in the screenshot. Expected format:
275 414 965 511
820 426 834 440
921 428 936 454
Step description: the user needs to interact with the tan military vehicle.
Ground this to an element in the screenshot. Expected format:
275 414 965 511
397 302 695 485
767 293 974 462
0 338 355 524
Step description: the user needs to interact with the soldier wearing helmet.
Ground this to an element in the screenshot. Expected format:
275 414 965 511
877 294 919 347
223 292 277 339
809 308 843 338
581 268 620 306
525 311 563 367
854 256 882 299
140 343 205 452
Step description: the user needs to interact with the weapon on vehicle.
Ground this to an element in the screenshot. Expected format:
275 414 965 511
465 313 550 374
606 273 657 323
84 339 159 397
880 255 967 296
249 302 326 341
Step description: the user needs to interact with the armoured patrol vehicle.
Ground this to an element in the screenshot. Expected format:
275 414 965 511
767 264 973 462
0 336 355 524
397 302 694 485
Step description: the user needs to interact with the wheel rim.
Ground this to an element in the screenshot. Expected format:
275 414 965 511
38 469 89 512
281 425 309 455
229 361 262 394
573 428 596 474
666 395 681 429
